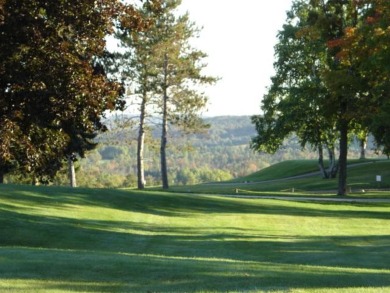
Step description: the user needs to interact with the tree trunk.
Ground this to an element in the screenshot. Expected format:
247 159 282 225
160 97 169 189
0 169 4 184
338 115 349 196
137 96 147 190
318 144 328 179
327 146 338 178
359 136 366 160
160 53 169 189
318 144 339 179
68 155 77 188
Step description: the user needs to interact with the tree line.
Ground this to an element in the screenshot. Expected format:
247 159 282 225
2 115 379 189
251 0 390 195
2 1 388 192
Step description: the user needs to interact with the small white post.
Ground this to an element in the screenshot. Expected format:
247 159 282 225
376 175 382 188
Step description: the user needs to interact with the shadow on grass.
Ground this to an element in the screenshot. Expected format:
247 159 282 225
1 246 389 292
0 184 389 291
1 211 390 291
1 184 389 220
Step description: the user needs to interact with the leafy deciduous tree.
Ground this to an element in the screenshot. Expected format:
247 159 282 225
0 0 146 183
252 0 389 195
251 0 339 180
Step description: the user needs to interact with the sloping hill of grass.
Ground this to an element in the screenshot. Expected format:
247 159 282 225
0 184 389 292
229 160 322 182
230 159 386 183
171 159 390 195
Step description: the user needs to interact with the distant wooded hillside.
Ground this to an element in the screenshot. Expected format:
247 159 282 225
7 116 380 188
59 116 383 188
74 116 291 187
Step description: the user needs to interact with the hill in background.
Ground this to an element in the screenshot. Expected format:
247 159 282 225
6 116 384 188
65 116 385 188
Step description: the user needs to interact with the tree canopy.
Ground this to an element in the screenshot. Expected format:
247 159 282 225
0 0 148 182
117 0 217 189
251 0 390 195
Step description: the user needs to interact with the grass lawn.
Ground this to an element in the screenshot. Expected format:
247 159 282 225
228 160 323 183
0 184 389 292
171 160 390 195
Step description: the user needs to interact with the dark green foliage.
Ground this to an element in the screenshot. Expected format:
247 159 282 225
252 0 390 195
0 0 145 182
251 0 339 177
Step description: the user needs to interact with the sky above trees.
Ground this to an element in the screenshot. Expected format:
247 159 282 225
179 0 293 116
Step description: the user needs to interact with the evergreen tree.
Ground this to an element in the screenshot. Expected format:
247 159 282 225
118 0 217 189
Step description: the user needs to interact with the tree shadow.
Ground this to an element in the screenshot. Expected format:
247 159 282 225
2 246 389 292
0 184 389 291
4 184 389 220
1 209 390 291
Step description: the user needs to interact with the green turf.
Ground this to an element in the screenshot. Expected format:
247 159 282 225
229 160 322 182
0 184 389 292
228 159 385 183
171 160 390 195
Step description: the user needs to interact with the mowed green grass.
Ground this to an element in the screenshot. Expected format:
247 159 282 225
171 160 390 195
0 184 389 292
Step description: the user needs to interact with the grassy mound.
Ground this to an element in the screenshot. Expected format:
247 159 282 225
171 159 390 195
0 184 389 292
230 160 322 182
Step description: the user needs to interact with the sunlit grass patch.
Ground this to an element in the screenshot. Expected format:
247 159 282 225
0 184 389 292
170 159 390 196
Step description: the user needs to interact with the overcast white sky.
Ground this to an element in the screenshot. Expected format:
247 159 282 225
178 0 293 116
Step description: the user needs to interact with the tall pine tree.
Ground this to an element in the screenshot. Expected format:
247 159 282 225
118 0 217 189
